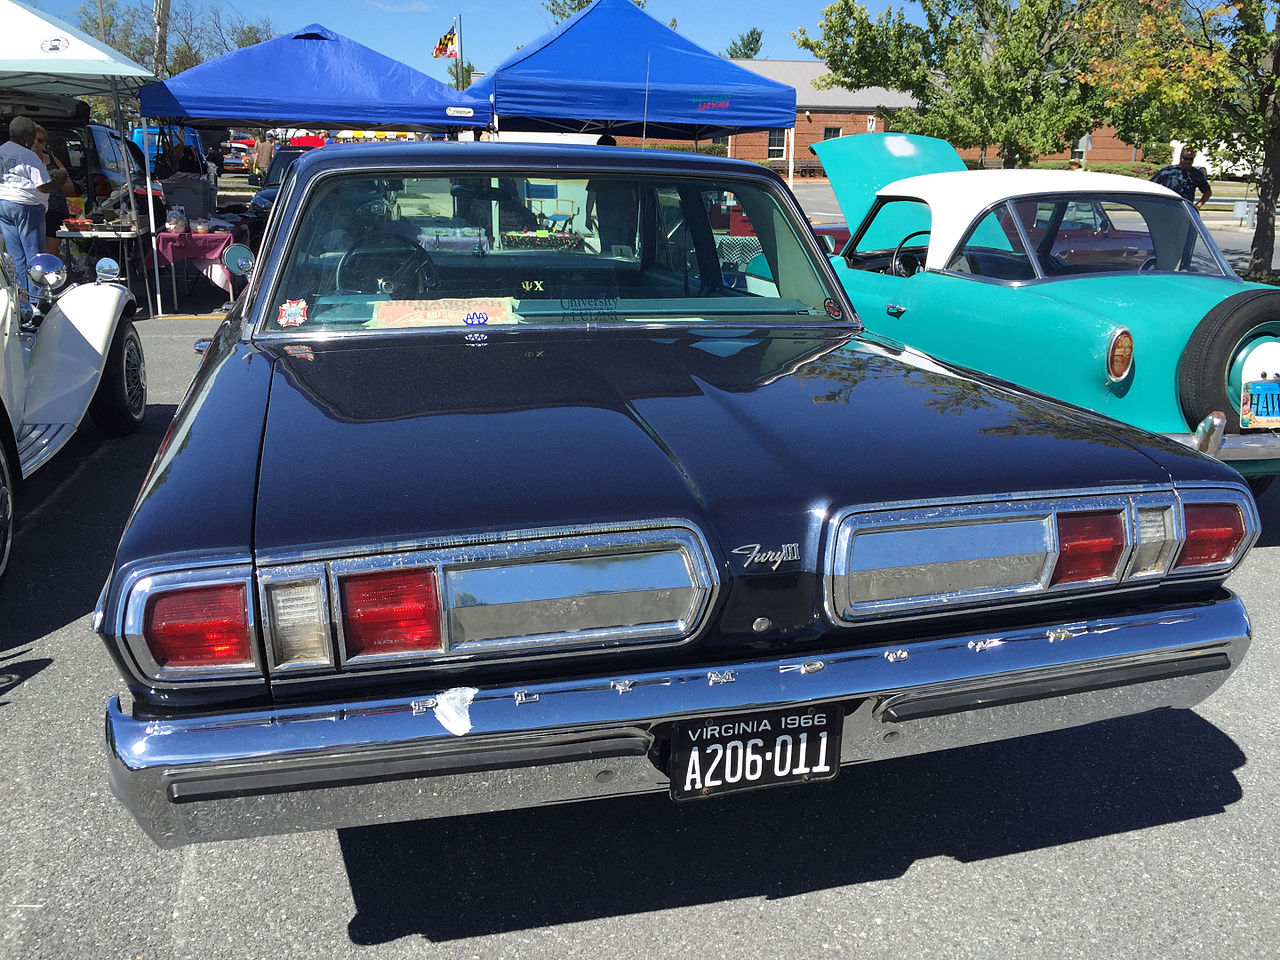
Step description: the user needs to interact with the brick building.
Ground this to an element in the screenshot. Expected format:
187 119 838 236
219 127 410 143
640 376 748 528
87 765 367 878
640 60 1144 173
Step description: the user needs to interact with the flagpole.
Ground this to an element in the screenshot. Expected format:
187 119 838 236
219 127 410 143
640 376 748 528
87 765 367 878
456 14 463 91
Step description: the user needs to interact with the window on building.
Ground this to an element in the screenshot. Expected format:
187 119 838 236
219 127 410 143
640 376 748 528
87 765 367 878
711 135 729 147
768 129 786 159
823 127 842 140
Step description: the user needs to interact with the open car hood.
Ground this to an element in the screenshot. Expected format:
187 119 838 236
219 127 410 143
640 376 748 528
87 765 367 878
811 133 966 227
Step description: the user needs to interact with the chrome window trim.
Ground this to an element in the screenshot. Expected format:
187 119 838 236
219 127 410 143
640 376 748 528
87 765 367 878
246 163 853 340
122 565 262 682
925 192 1237 287
257 522 719 669
1170 486 1259 574
256 562 335 674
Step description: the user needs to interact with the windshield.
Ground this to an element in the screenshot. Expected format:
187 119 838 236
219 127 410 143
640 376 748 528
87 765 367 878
949 193 1227 279
262 170 841 333
266 148 309 188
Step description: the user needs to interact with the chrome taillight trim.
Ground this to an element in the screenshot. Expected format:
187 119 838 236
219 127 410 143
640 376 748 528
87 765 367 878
1106 326 1134 384
261 522 719 670
257 562 335 674
1171 486 1260 573
122 565 262 682
825 489 1252 625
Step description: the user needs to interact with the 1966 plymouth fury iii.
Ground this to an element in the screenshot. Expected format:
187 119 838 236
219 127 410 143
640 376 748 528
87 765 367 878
95 143 1258 847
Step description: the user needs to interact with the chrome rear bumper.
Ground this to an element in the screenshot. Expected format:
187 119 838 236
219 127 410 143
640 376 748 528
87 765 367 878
1168 413 1280 462
106 594 1250 848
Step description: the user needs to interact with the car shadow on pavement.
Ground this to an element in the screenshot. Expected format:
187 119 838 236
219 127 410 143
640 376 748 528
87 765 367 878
339 707 1244 944
0 406 175 659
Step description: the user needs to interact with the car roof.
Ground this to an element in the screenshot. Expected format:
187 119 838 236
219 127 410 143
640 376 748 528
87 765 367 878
874 169 1183 269
285 140 777 183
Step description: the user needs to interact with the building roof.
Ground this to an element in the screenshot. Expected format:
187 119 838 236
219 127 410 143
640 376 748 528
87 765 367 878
729 60 917 111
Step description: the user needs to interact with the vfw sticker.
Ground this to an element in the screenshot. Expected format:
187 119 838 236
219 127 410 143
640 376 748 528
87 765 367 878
278 299 308 327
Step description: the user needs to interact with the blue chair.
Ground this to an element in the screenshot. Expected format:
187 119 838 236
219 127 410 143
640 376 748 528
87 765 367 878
523 181 575 233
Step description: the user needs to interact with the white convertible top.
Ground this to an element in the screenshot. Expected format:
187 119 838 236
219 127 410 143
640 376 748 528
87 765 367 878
877 169 1183 270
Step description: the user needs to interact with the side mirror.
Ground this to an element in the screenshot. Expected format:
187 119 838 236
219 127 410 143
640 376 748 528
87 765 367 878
222 243 255 276
194 337 212 355
27 253 67 292
95 258 121 282
247 173 262 187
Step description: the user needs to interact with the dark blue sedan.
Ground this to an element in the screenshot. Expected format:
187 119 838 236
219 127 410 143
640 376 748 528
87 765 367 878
94 142 1259 847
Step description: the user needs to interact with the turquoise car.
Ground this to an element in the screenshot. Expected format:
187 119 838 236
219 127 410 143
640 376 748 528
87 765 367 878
811 134 1280 494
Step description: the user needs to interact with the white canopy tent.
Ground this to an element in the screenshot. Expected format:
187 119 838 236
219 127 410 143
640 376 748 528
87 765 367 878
1 0 158 314
0 0 155 97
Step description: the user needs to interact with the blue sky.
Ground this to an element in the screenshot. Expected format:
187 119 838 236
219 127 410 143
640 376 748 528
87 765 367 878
39 0 840 83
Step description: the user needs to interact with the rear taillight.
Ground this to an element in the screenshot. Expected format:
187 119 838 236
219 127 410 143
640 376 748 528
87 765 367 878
143 584 252 667
1106 328 1134 382
1176 504 1245 568
339 568 443 660
1051 511 1126 585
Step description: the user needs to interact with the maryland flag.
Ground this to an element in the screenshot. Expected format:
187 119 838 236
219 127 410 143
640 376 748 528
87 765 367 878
433 26 458 59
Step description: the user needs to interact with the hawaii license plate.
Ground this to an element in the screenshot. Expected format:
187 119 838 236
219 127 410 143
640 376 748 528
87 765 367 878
670 706 841 800
1241 379 1280 429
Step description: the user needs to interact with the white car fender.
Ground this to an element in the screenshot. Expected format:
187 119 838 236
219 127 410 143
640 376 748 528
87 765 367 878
22 282 134 428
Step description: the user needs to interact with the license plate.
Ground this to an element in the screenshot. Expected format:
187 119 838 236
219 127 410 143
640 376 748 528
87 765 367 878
670 706 841 800
1241 379 1280 429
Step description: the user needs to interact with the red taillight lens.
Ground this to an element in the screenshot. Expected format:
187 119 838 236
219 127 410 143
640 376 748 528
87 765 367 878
1176 504 1245 568
1107 329 1134 381
1051 511 1126 585
143 584 251 667
340 568 442 658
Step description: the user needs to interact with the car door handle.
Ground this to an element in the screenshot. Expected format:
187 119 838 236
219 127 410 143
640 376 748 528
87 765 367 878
886 303 906 317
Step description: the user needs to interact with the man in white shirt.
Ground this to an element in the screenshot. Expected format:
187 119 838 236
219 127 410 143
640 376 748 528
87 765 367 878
0 115 68 296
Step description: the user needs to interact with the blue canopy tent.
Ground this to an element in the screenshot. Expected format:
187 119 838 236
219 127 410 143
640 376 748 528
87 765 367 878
139 24 489 130
467 0 794 140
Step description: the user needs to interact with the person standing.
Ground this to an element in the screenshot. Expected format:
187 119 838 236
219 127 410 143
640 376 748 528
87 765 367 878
34 124 75 255
1151 145 1212 209
253 133 277 176
0 116 67 296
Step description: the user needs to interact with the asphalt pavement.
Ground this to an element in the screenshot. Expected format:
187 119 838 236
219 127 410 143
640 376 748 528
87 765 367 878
1 228 1278 958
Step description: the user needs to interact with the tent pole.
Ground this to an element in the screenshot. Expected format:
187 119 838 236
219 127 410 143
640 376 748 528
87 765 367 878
144 122 163 317
787 127 795 190
456 14 463 91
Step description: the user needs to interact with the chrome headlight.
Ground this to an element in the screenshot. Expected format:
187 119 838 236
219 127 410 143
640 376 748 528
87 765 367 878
27 253 66 292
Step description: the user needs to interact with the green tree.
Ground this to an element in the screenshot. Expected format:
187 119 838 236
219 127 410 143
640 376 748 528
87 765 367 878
542 0 645 22
795 0 1098 167
723 27 763 58
74 0 275 78
1080 0 1280 277
449 58 476 90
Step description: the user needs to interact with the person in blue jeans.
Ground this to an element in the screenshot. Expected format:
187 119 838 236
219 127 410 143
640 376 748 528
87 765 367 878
0 116 68 296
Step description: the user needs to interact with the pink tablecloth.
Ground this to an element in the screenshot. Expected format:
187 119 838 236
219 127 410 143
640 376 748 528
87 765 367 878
152 231 241 294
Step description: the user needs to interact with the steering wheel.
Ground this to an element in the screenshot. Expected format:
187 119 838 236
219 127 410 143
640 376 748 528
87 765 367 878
1139 256 1159 272
335 233 438 295
891 230 931 277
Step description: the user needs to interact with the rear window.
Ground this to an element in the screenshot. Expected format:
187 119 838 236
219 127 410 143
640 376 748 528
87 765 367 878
262 170 838 333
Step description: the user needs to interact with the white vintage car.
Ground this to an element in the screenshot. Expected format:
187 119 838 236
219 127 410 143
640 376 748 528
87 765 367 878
0 242 146 581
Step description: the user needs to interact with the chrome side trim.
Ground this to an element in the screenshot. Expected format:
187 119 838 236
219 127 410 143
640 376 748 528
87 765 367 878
105 594 1250 847
16 422 75 477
